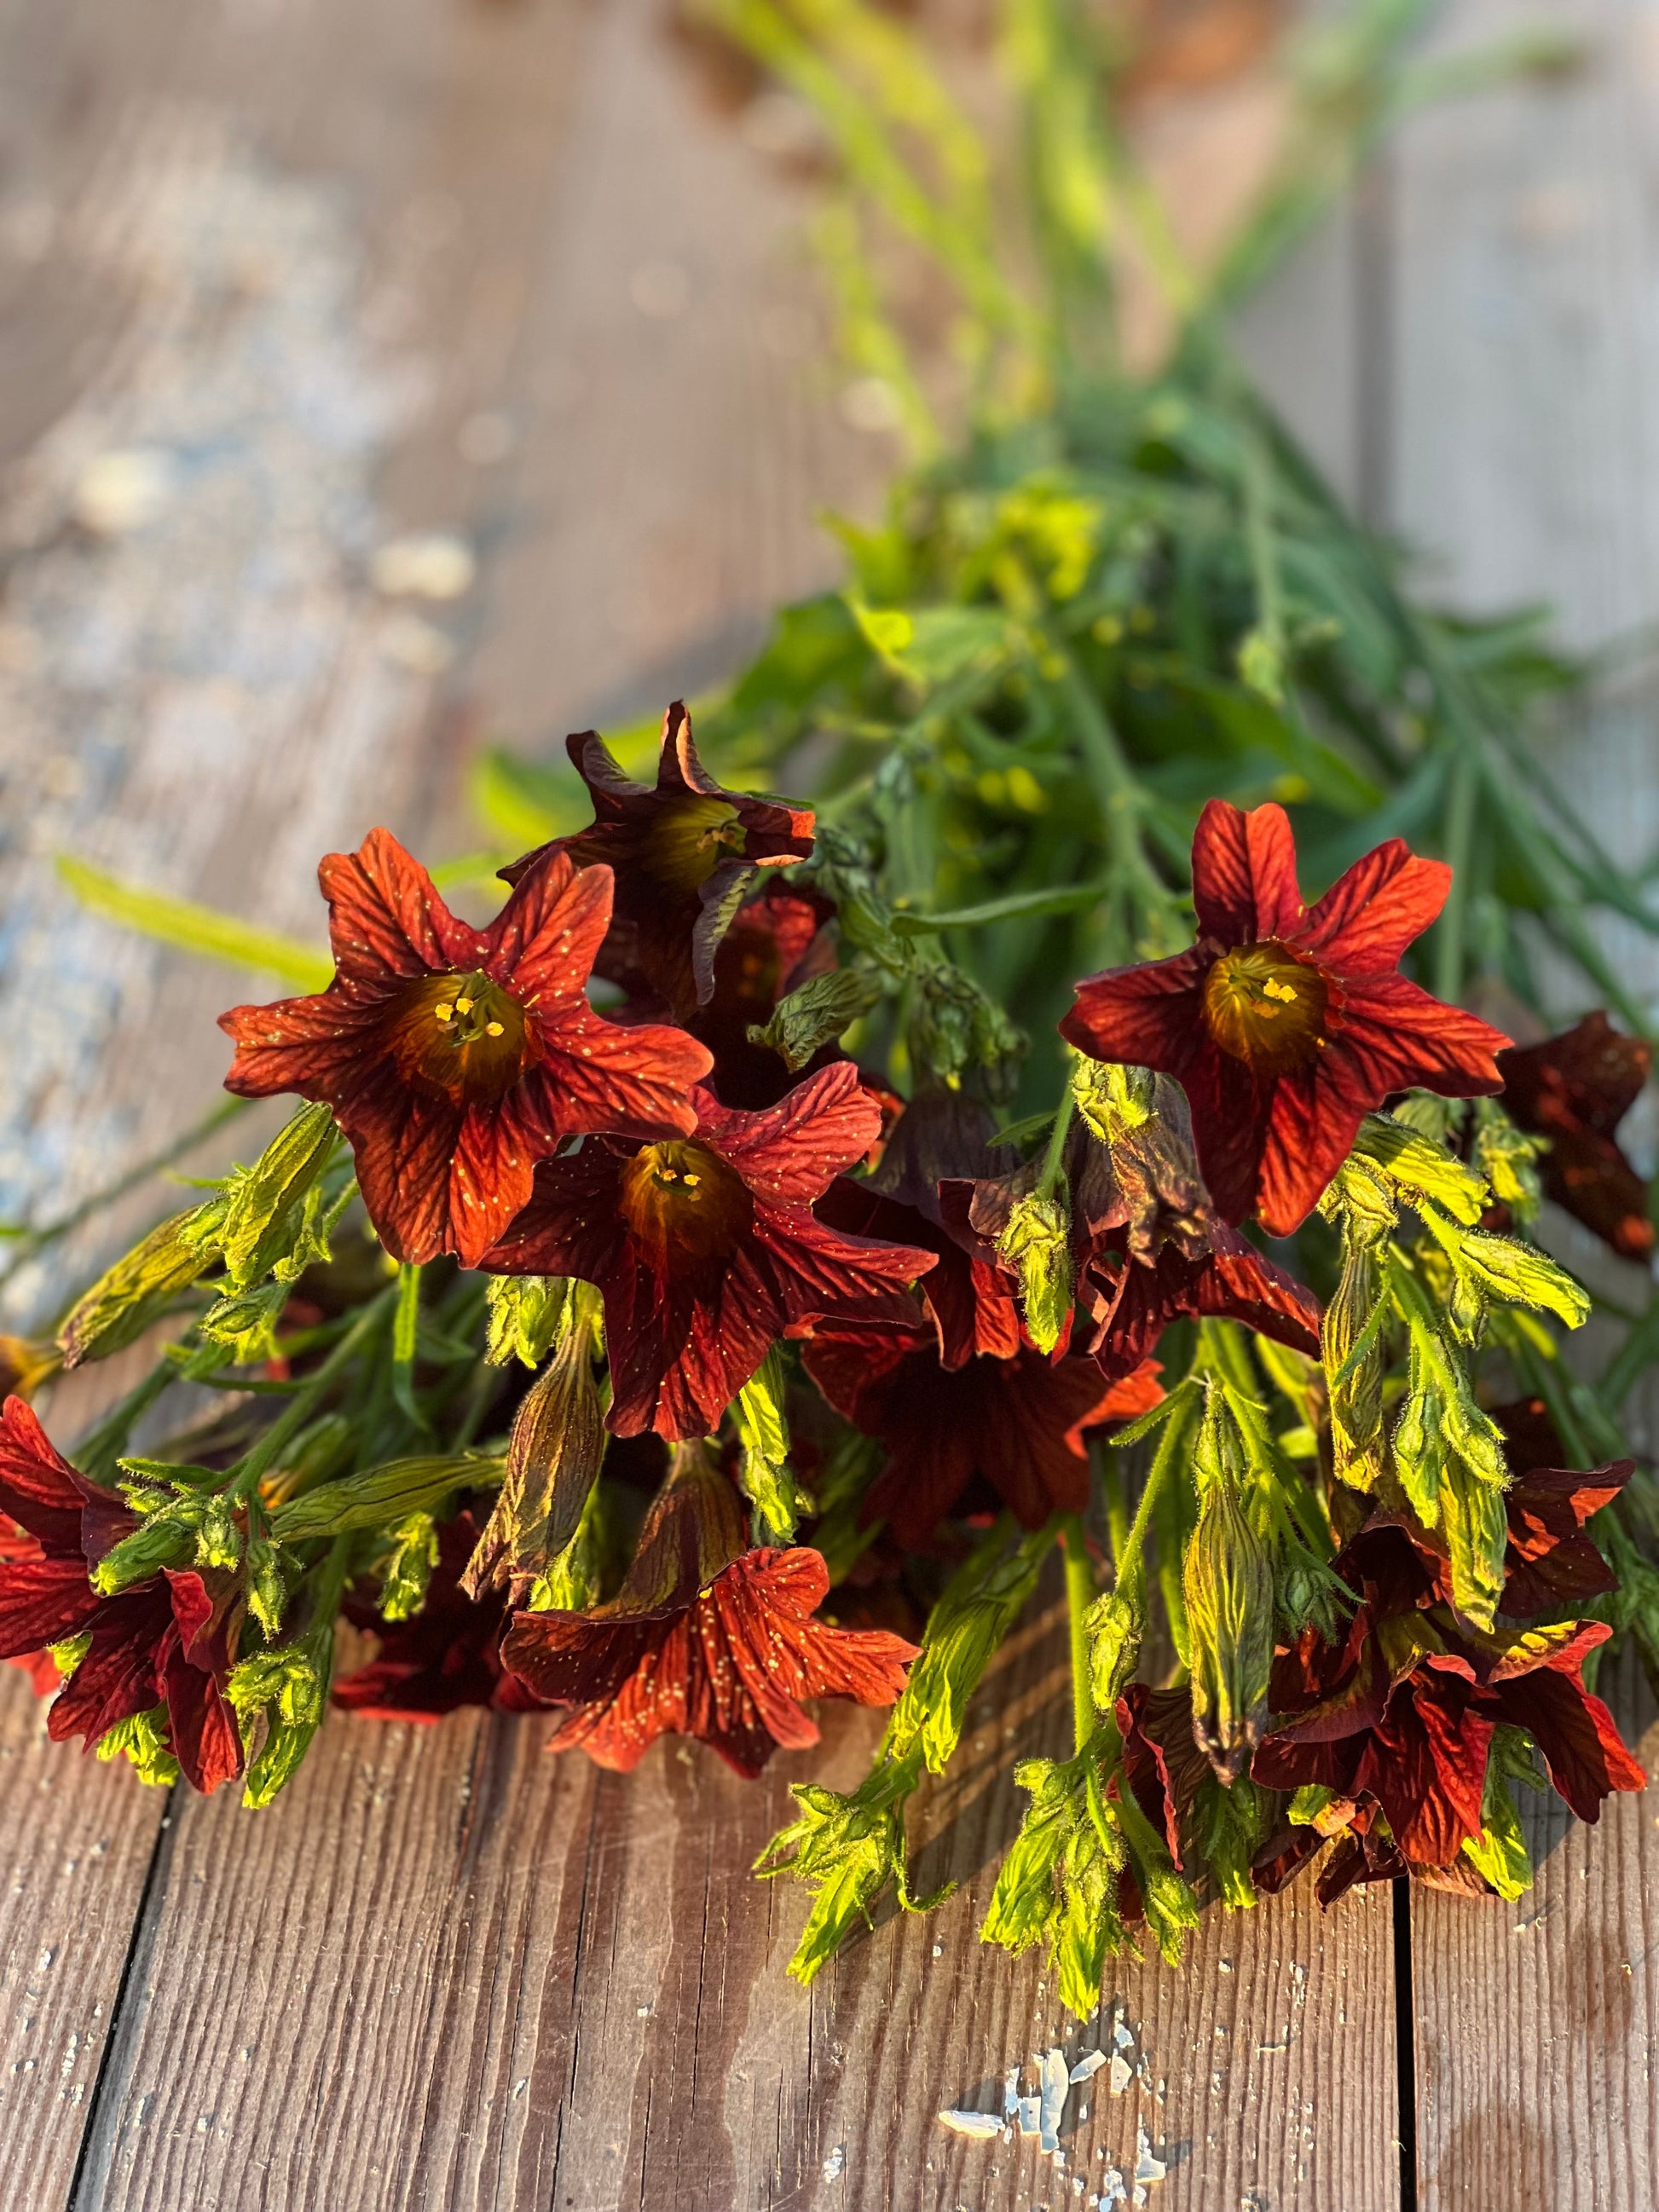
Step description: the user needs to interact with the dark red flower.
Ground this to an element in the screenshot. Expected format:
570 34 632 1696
502 702 816 1021
941 1075 1321 1380
500 1447 915 1776
1060 800 1510 1234
220 831 711 1268
1251 1482 1645 1892
802 1323 1162 1546
1498 1013 1654 1260
479 1062 937 1439
333 1511 547 1722
821 1089 1022 1371
0 1398 242 1793
689 885 839 1107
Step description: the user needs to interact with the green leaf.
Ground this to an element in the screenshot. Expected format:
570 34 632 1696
1351 1112 1488 1226
734 1347 801 1544
849 598 1012 686
57 1199 227 1367
58 857 332 989
888 1520 1054 1773
217 1104 341 1292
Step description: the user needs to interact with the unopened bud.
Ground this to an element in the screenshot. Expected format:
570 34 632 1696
1470 1099 1544 1223
1183 1477 1274 1786
462 1298 604 1603
997 1189 1072 1354
218 1101 340 1291
484 1273 575 1370
92 1499 204 1594
1071 1058 1156 1144
1275 1541 1355 1643
379 1514 440 1623
59 1200 226 1368
1321 1239 1385 1492
1085 1585 1143 1710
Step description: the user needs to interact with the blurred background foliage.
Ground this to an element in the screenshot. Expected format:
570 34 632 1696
469 0 1651 1124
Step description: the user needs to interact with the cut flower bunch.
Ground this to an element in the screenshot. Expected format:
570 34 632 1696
9 703 1658 2010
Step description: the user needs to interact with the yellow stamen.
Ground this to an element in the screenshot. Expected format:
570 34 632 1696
434 1003 454 1022
485 1020 504 1037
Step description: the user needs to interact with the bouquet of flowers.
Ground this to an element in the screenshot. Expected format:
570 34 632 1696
3 688 1654 2013
4 0 1657 2022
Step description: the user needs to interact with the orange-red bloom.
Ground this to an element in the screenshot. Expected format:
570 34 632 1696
220 829 711 1267
1061 800 1510 1234
1499 1012 1654 1261
1251 1473 1645 1898
802 1323 1162 1546
502 702 816 1021
479 1063 936 1439
0 1399 242 1793
501 1450 915 1776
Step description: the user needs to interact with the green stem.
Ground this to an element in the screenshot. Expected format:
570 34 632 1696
1434 744 1478 1002
232 1289 395 1499
392 1262 425 1431
1038 1083 1077 1201
1060 1514 1095 1752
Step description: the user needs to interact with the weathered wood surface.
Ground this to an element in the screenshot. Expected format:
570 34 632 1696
1385 3 1659 2204
0 0 1652 2206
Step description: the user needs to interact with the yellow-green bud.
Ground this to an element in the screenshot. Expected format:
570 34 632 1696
1183 1477 1274 1786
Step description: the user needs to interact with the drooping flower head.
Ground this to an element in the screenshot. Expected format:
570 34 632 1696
479 1062 937 1439
940 1071 1321 1380
0 1398 242 1793
502 702 816 1021
1061 801 1510 1233
220 829 712 1266
500 1443 916 1776
801 1322 1162 1547
1251 1471 1645 1900
1498 1013 1655 1260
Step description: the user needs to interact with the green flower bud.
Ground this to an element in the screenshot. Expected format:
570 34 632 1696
1321 1235 1386 1492
378 1514 440 1623
747 966 881 1072
997 1189 1072 1355
270 1452 501 1545
58 1198 227 1369
484 1273 574 1370
462 1297 604 1603
1183 1475 1274 1785
91 1498 205 1595
1086 1585 1143 1711
733 1345 801 1544
229 1636 330 1810
96 1704 179 1788
218 1101 340 1292
1071 1058 1157 1145
1470 1099 1545 1225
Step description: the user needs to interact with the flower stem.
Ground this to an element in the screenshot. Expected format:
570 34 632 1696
1038 1081 1076 1200
232 1288 395 1499
1060 1513 1095 1753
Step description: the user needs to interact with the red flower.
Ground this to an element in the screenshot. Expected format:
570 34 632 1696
333 1511 547 1722
220 830 711 1267
479 1063 937 1440
503 702 816 1021
1498 1013 1654 1260
1060 800 1509 1234
500 1447 916 1776
0 1399 242 1793
821 1088 1023 1371
802 1324 1162 1546
1251 1481 1645 1894
689 885 839 1107
940 1076 1321 1380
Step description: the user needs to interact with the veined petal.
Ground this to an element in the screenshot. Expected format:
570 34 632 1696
0 1397 87 1554
703 1064 886 1206
1060 950 1214 1080
1191 798 1304 944
321 826 483 985
482 847 613 1008
0 1556 101 1660
1298 840 1450 973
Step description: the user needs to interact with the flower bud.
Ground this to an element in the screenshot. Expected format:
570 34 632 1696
1321 1237 1385 1492
462 1299 604 1603
997 1189 1072 1354
1085 1585 1143 1710
484 1273 574 1369
1183 1476 1274 1786
58 1199 227 1369
218 1101 340 1292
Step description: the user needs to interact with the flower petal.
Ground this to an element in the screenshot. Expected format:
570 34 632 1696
1298 840 1450 973
321 826 483 985
702 1064 886 1207
1190 798 1304 944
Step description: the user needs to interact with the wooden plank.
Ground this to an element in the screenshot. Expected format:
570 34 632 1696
1411 1649 1659 2212
0 1674 169 2212
75 1580 1400 2212
1386 1 1659 2198
0 1 1405 2204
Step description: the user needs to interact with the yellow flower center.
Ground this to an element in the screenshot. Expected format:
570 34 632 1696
617 1140 752 1273
1200 942 1329 1076
386 970 529 1103
645 796 747 893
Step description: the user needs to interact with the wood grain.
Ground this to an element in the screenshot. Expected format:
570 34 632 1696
0 1674 169 2212
72 1578 1399 2212
1411 1648 1659 2212
1387 3 1659 2202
